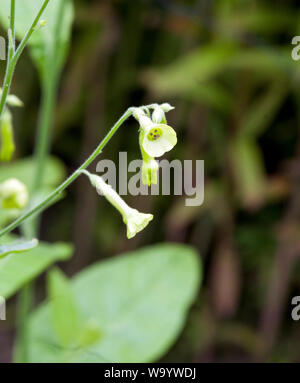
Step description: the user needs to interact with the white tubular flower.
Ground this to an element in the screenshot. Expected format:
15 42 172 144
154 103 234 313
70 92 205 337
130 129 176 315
0 178 29 209
133 107 177 158
80 170 153 239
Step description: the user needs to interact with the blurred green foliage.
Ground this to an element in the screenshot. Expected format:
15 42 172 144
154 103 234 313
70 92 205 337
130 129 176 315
1 0 300 363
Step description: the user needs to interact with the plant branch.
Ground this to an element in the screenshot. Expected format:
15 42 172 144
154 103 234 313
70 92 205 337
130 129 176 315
0 0 50 122
10 0 15 52
0 106 139 238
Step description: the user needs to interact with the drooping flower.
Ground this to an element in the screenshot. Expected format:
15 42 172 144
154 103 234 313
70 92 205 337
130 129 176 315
122 207 154 239
133 107 177 158
0 178 29 209
80 170 153 239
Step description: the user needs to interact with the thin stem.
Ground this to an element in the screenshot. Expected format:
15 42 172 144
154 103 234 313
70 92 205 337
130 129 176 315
0 107 137 238
0 0 50 122
14 283 33 363
10 0 15 52
12 0 50 64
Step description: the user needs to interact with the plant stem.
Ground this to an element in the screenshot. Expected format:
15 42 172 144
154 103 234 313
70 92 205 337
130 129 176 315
10 0 15 51
14 283 33 363
1 0 52 362
0 107 137 237
15 53 60 364
0 0 50 122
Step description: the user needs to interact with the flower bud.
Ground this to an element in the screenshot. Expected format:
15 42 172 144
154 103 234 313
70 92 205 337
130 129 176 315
160 103 175 113
0 178 29 209
0 109 15 162
152 106 167 124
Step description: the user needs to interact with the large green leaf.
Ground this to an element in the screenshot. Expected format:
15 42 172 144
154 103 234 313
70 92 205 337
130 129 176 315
26 243 201 363
0 156 66 191
47 268 80 348
0 0 74 78
0 240 73 299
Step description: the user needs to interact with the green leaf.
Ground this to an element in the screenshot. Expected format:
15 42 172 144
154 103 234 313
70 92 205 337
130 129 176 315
47 268 80 348
239 81 287 138
231 137 266 209
26 243 201 362
0 238 38 259
144 44 237 95
77 320 102 348
0 156 66 191
0 240 73 299
0 0 74 78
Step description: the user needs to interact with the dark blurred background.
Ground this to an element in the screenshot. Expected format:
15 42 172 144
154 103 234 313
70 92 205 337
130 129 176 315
1 0 300 362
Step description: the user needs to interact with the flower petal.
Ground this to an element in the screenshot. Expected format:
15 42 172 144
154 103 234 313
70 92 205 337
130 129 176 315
142 124 177 157
124 209 154 239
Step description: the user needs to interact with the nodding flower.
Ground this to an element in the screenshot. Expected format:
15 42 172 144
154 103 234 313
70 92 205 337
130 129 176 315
80 170 153 239
0 178 28 210
133 107 177 158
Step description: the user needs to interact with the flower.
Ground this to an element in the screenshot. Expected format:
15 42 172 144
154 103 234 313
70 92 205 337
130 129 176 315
141 122 177 158
80 170 153 239
0 178 28 209
142 156 159 186
133 108 177 158
122 208 153 239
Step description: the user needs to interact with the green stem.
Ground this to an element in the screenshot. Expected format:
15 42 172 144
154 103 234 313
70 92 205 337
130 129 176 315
0 0 50 122
0 0 53 363
14 283 33 363
16 58 59 365
0 107 136 238
10 0 15 51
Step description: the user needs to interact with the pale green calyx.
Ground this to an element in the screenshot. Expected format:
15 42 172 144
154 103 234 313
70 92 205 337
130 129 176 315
80 170 153 239
133 107 177 158
0 90 23 162
0 178 29 210
142 156 159 186
0 109 15 161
